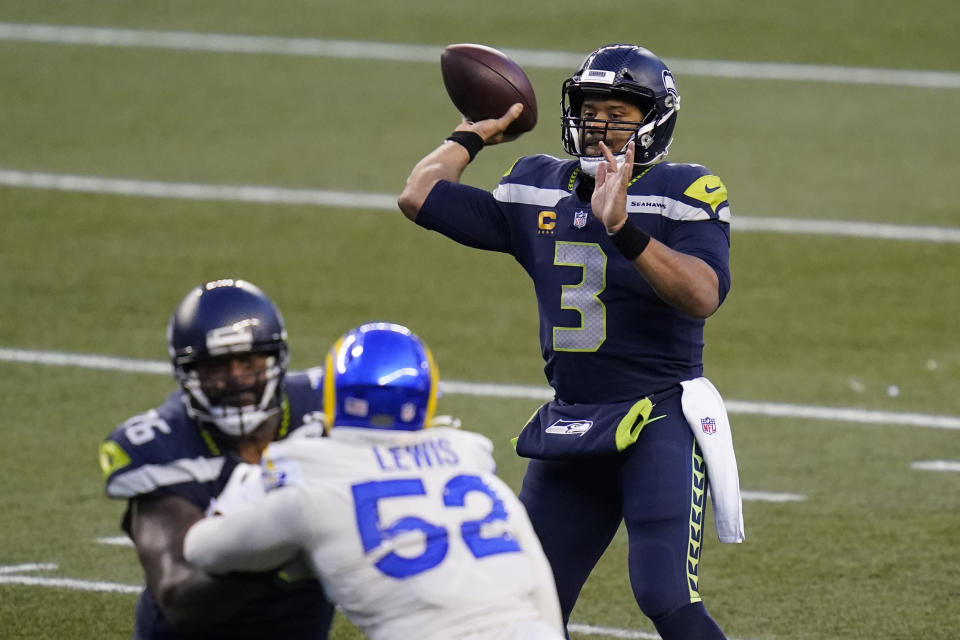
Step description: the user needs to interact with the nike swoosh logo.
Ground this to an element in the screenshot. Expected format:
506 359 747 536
704 184 721 193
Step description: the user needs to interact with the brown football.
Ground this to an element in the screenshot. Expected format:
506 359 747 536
440 43 538 136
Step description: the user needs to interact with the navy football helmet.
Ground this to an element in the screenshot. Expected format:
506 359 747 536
167 279 289 438
561 44 680 170
323 322 437 431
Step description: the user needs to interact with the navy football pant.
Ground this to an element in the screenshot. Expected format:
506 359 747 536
518 389 726 640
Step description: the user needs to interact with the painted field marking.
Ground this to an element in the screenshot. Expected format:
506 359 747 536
568 624 661 639
0 563 142 594
0 169 398 211
0 562 751 639
911 460 960 473
2 22 958 90
2 347 958 430
569 623 758 640
2 170 959 244
97 536 134 547
740 491 806 502
0 563 59 574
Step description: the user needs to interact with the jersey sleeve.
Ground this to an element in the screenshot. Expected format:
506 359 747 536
657 164 733 304
416 180 513 252
184 486 308 574
99 397 225 508
670 219 732 303
280 369 328 439
458 430 498 474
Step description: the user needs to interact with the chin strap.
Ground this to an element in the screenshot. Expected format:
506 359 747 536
579 153 628 177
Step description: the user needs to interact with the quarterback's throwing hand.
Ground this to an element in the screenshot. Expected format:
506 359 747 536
455 103 525 145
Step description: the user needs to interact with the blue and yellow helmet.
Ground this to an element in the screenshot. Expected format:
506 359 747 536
324 322 438 431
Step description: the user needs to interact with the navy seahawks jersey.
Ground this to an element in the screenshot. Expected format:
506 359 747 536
100 368 332 640
417 155 731 404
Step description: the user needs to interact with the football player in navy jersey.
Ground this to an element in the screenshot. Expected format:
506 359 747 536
399 44 742 639
98 279 334 639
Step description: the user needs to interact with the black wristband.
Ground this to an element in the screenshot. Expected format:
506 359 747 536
445 131 484 162
609 220 651 260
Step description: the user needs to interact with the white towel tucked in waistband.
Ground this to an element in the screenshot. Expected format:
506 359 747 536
680 377 745 543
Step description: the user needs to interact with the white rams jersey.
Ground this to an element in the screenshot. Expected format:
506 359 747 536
184 427 565 640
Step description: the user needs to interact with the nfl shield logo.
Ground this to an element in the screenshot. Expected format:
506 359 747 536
573 210 589 229
700 417 717 435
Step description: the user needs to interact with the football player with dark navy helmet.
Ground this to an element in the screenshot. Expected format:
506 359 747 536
561 44 680 171
400 43 739 640
168 278 290 440
99 279 334 640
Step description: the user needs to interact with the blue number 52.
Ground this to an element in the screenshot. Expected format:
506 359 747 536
352 474 521 579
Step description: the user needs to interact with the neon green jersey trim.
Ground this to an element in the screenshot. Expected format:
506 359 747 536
683 175 727 214
198 427 221 456
614 397 665 451
627 164 654 188
98 441 131 480
686 440 707 603
277 392 291 439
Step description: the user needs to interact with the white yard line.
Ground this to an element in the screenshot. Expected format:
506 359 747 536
0 563 142 594
568 624 661 639
1 22 958 89
910 460 960 473
0 563 59 574
0 169 398 210
2 169 958 243
2 347 958 430
0 562 748 639
740 491 806 503
0 574 143 594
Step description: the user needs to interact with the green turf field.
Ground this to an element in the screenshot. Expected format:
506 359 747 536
1 2 958 639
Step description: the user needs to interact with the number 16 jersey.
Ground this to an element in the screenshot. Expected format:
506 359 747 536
417 155 732 404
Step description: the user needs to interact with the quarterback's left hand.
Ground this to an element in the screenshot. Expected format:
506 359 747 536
591 140 636 234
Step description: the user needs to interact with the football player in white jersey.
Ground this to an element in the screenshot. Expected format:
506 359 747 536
184 322 565 640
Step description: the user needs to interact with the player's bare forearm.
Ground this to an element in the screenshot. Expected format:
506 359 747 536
398 142 472 220
153 555 273 631
398 104 524 221
633 243 720 318
131 495 273 631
